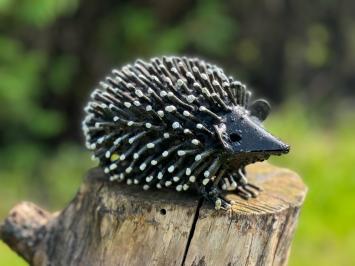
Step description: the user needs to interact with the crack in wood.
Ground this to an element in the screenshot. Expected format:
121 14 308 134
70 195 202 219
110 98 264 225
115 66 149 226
181 197 204 266
0 163 307 266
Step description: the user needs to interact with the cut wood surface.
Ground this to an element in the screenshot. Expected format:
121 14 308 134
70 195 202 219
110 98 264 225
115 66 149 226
0 163 307 266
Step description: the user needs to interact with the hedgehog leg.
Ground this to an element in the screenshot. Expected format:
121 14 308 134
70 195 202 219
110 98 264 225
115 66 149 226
198 185 231 210
232 167 261 199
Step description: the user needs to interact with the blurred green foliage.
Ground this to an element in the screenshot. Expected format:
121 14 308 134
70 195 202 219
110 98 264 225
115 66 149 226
267 103 355 266
0 0 354 265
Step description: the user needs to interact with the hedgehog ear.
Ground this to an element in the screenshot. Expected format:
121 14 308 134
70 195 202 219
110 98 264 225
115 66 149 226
249 99 271 122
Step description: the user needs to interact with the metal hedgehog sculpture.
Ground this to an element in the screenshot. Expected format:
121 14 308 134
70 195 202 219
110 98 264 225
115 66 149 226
82 56 290 209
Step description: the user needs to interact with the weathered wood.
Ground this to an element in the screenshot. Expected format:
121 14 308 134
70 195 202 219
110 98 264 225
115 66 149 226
0 163 306 266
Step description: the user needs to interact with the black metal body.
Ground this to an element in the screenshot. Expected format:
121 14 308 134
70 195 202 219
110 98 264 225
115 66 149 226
82 56 289 209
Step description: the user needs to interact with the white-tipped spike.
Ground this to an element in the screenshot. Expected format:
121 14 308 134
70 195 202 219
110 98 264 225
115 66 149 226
104 167 109 174
125 167 132 174
186 168 191 176
139 163 147 171
113 116 119 122
199 105 221 120
222 184 227 190
124 102 131 108
133 153 139 159
202 178 209 185
162 151 169 157
231 181 237 189
163 133 170 139
135 89 144 97
184 129 192 134
133 100 141 106
134 179 139 184
215 198 222 210
168 165 175 173
165 181 172 187
119 173 124 180
202 87 210 95
201 73 208 80
151 160 157 165
178 62 185 68
173 176 180 182
110 175 119 181
157 172 163 179
86 141 92 149
156 183 162 189
105 151 111 158
165 105 176 112
145 123 152 128
192 139 200 145
146 105 152 111
222 81 229 87
177 79 184 86
113 137 121 145
177 150 186 156
128 137 134 144
189 176 196 182
238 169 248 184
157 110 164 117
195 154 202 161
176 185 183 191
186 72 194 79
143 185 150 190
83 126 89 134
183 184 189 191
97 137 105 144
160 90 168 97
183 111 191 117
90 143 96 150
172 122 181 129
204 171 210 178
127 179 132 185
120 154 126 161
147 143 155 149
187 95 196 103
127 121 134 126
84 105 90 113
196 123 203 129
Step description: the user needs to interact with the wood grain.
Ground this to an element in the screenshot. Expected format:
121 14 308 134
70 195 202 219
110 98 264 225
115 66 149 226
0 163 307 266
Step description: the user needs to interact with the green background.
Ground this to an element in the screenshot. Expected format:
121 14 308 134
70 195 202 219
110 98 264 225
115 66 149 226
1 0 355 265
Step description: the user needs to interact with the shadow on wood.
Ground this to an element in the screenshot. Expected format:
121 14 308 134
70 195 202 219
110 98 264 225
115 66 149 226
0 163 307 266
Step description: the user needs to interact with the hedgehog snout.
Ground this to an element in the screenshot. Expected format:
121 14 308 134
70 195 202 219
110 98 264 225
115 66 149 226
222 109 290 158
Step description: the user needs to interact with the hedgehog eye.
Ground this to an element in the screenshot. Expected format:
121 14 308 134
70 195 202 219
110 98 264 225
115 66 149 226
229 133 242 143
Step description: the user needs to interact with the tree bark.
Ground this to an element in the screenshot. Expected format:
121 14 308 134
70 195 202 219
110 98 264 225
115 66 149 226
0 163 307 266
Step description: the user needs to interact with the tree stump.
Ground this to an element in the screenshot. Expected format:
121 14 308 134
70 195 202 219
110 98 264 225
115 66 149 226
0 163 307 266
